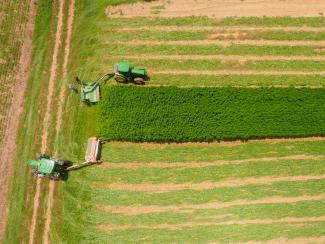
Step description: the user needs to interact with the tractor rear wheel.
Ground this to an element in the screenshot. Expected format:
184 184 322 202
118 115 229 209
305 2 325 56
133 77 145 85
114 74 127 83
50 172 61 180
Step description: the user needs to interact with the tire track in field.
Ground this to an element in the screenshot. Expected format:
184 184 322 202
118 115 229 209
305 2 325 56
100 154 323 169
28 0 65 243
0 0 36 239
42 0 75 243
102 175 325 193
97 216 325 230
153 70 325 75
114 54 325 61
108 40 325 46
98 194 325 216
114 26 325 32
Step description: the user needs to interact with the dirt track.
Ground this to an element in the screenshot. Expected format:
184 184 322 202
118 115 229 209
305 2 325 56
116 26 325 32
109 39 325 46
98 216 325 230
0 0 36 240
42 0 75 243
28 0 65 243
106 0 325 18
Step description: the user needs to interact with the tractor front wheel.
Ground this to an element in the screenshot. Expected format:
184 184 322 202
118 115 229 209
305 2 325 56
133 77 145 85
114 74 127 83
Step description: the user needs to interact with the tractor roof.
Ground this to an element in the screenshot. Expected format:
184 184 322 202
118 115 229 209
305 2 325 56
116 61 130 73
38 158 56 174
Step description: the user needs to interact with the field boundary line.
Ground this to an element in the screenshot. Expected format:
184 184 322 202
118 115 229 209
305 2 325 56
113 54 325 61
108 40 325 46
101 154 323 169
143 84 325 88
42 0 75 243
113 26 325 32
105 137 325 148
98 194 325 216
0 0 36 239
153 70 325 75
97 216 325 231
101 175 325 193
28 0 65 243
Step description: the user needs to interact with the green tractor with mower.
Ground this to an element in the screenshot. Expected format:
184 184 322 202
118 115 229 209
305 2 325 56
27 154 69 180
75 61 149 104
27 137 102 180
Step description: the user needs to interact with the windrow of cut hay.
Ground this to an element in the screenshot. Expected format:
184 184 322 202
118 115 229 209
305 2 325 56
99 86 325 142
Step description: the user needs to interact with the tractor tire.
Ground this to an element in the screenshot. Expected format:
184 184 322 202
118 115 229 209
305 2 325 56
31 168 38 176
114 74 127 83
50 172 61 181
133 77 145 85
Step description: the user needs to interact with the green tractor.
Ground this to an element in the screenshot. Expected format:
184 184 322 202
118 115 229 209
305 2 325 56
27 137 102 180
76 61 149 104
27 154 69 180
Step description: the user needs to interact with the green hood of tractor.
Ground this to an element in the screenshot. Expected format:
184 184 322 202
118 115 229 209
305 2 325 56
27 159 39 168
27 158 55 174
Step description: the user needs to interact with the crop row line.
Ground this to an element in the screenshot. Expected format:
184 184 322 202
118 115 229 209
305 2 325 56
113 54 325 61
107 40 325 47
112 26 325 32
152 70 325 75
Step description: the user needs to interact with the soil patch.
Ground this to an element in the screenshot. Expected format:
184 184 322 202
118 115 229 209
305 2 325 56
97 216 325 231
0 0 36 240
106 0 325 18
116 26 325 32
109 39 325 46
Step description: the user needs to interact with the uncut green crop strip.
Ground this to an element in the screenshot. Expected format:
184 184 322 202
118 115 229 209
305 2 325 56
100 86 325 142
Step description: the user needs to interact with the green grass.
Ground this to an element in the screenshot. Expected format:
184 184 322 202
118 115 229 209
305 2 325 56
85 160 325 184
0 0 30 143
4 0 55 243
105 16 325 27
100 140 325 162
102 44 323 56
106 29 325 41
99 86 325 142
91 179 325 205
45 0 325 243
57 139 325 243
99 58 325 72
144 74 325 87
